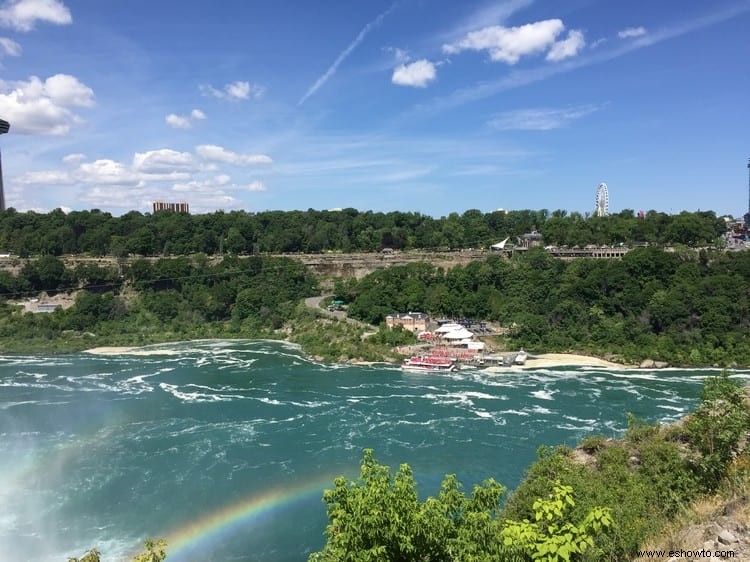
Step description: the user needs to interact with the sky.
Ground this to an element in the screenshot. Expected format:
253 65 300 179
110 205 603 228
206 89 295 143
0 0 748 217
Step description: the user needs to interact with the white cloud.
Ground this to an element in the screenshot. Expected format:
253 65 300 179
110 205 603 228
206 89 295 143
0 0 71 32
488 105 600 130
618 26 646 39
62 153 85 165
0 36 20 56
299 1 397 105
392 59 437 88
0 74 94 135
78 159 142 187
195 144 272 166
200 81 264 101
165 113 190 129
546 29 585 61
165 108 206 129
133 149 194 173
43 74 95 106
442 19 565 64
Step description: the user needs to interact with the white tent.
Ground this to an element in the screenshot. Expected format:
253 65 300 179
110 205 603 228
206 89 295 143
435 323 463 333
491 237 510 250
441 328 474 340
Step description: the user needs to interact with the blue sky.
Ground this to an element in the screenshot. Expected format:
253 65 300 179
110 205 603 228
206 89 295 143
0 0 748 217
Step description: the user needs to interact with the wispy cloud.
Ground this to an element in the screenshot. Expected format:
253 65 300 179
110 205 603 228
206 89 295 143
618 26 646 39
0 36 20 57
438 0 535 43
298 2 398 105
489 105 601 130
417 2 750 114
200 81 264 101
165 108 206 129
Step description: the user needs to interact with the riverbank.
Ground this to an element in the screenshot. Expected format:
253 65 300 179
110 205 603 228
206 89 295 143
83 346 182 356
82 342 636 371
519 353 635 370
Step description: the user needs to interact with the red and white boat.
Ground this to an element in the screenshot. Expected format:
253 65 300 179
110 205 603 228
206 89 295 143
401 355 456 373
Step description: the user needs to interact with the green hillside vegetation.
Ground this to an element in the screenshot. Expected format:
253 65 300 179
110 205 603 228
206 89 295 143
0 246 747 366
0 207 726 257
0 255 319 352
339 247 750 366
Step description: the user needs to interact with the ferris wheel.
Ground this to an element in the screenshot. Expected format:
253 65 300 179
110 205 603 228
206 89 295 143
595 182 609 217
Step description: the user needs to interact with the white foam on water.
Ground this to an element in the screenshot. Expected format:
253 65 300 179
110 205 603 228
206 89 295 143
0 400 39 409
530 405 553 415
657 404 685 412
530 389 555 401
474 411 492 418
499 409 529 416
564 415 597 424
460 391 502 400
159 382 233 403
610 372 660 381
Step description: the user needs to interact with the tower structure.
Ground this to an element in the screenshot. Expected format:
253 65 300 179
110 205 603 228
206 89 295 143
745 158 750 231
0 119 8 212
595 182 609 217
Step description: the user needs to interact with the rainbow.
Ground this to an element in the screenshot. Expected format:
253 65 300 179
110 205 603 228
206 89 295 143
163 473 338 560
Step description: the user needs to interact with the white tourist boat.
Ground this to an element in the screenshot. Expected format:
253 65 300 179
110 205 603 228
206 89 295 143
514 349 528 365
401 355 456 373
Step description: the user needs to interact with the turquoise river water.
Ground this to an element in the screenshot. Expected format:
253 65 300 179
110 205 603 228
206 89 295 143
1 340 745 561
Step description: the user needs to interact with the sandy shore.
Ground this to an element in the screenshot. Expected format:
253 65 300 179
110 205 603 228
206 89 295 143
83 346 181 356
487 353 634 371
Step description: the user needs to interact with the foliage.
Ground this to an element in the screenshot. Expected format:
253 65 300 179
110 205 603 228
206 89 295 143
501 482 612 562
0 207 727 257
309 450 613 562
67 539 166 562
132 539 167 562
685 373 750 489
0 255 318 353
68 548 101 562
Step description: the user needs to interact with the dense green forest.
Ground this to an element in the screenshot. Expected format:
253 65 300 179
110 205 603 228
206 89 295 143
0 255 319 352
0 207 727 256
0 246 748 366
338 247 750 366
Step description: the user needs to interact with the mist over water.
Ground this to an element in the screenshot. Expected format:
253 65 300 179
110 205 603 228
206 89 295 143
0 340 737 561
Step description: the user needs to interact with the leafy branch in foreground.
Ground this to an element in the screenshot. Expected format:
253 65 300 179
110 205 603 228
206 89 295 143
308 449 611 562
67 539 166 562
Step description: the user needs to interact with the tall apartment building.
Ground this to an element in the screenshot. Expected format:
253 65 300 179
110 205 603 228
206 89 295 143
153 200 189 213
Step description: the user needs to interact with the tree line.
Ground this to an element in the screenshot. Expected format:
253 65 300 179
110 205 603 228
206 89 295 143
0 207 728 257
